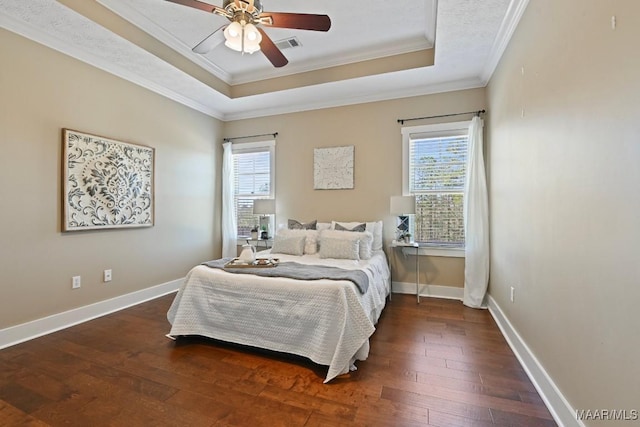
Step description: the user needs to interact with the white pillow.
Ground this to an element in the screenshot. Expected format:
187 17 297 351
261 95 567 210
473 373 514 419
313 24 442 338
271 234 305 256
316 222 332 231
319 236 360 260
372 221 383 251
277 229 319 255
320 229 373 260
331 220 383 252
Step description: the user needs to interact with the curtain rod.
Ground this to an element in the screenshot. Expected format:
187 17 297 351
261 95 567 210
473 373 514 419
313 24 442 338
223 132 278 142
397 109 485 125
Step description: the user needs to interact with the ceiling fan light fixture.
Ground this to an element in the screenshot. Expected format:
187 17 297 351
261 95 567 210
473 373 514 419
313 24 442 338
224 20 261 54
223 21 243 51
170 0 331 67
225 20 242 38
243 23 262 53
245 23 259 41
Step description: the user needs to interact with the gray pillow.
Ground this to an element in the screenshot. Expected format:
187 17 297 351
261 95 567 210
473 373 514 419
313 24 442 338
288 219 317 230
335 222 366 232
271 234 306 256
277 229 319 254
320 229 373 260
319 236 360 260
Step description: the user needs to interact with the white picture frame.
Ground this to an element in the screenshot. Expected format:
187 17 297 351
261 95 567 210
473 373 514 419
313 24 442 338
313 145 354 190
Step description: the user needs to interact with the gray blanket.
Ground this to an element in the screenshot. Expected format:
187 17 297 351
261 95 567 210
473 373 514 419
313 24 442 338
202 258 370 294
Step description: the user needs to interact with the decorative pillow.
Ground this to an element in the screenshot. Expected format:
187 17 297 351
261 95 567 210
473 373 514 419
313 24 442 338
270 234 305 256
316 222 332 231
332 220 383 252
288 219 317 230
319 236 360 260
335 222 366 232
277 229 319 255
371 221 383 252
356 232 374 260
321 229 373 260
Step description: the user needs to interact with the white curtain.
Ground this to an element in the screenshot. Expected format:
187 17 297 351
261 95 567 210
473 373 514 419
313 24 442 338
222 142 237 258
463 116 490 308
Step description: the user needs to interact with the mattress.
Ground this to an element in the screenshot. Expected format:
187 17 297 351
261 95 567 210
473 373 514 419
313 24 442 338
167 250 390 382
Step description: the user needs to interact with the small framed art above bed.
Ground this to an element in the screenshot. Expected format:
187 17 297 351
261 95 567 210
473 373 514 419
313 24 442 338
167 219 389 382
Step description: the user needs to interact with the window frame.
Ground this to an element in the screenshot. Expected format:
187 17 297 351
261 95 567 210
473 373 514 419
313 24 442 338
401 120 469 255
232 140 276 240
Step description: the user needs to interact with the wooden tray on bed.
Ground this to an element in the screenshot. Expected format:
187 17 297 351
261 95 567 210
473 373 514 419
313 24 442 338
224 258 280 268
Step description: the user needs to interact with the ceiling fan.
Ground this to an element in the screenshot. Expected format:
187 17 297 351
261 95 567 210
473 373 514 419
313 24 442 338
166 0 332 68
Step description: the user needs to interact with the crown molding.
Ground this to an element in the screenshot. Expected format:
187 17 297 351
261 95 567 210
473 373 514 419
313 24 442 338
97 0 232 83
2 0 513 123
222 76 485 121
424 0 438 45
0 9 225 120
231 38 434 85
100 0 437 87
480 0 530 84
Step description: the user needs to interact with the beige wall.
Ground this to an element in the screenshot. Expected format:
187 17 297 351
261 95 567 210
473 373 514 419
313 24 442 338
487 0 640 417
0 29 223 328
224 88 485 288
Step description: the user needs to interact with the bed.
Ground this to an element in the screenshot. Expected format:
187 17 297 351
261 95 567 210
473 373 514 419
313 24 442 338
167 221 390 382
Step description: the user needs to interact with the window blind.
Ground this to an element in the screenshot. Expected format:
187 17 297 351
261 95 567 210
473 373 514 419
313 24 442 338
233 148 272 237
409 134 467 246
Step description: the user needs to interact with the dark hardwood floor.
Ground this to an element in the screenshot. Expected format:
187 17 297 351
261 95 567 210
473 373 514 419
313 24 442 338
0 293 556 426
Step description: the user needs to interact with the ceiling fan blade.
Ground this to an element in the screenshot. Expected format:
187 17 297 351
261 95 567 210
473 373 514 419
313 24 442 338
165 0 220 14
192 25 226 54
260 12 331 31
258 28 288 68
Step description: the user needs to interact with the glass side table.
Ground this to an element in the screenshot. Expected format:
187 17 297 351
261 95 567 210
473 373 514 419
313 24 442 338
391 240 421 303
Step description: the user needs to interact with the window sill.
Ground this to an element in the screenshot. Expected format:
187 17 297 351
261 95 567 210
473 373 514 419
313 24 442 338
401 246 465 258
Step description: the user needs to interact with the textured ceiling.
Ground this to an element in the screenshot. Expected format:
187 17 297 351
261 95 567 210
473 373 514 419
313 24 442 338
0 0 529 121
108 0 434 83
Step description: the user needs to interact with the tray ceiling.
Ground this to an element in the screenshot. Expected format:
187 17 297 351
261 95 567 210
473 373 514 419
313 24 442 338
0 0 529 120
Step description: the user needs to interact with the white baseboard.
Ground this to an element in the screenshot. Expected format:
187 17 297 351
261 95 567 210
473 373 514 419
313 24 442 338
488 295 583 427
0 278 183 350
391 281 464 300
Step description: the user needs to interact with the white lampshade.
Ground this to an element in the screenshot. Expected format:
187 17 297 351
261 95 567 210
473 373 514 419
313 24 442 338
390 196 416 215
243 23 262 53
253 199 275 215
224 21 262 54
223 21 243 51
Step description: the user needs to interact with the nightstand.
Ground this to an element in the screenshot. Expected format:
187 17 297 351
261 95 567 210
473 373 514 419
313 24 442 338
391 240 421 303
249 238 272 250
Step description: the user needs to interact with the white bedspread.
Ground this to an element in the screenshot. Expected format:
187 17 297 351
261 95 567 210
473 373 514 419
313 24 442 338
167 251 390 382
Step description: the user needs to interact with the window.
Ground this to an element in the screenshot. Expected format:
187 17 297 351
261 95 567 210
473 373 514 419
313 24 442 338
402 121 469 247
232 140 275 238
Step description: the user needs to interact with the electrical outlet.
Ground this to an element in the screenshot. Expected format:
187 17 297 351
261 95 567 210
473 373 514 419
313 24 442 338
72 276 81 289
104 269 112 282
510 286 515 303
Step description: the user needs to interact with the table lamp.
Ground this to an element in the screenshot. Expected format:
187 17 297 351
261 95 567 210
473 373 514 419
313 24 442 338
390 196 416 242
253 198 275 239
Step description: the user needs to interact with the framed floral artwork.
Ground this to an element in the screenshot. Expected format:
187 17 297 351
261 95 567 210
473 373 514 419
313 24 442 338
62 129 154 231
313 145 354 190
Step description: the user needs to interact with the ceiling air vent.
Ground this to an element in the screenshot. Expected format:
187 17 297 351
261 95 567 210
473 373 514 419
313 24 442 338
274 37 302 50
